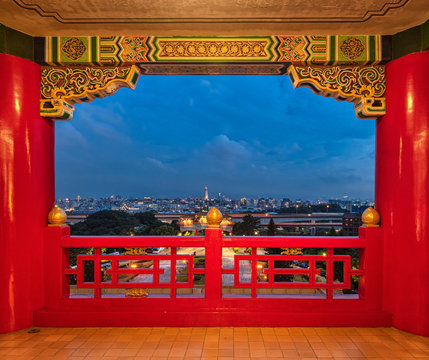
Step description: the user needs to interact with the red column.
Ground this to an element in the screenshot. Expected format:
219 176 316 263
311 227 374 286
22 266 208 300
376 50 429 336
0 54 55 333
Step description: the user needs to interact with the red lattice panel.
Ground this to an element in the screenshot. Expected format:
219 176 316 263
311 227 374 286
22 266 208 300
64 248 205 298
222 248 363 299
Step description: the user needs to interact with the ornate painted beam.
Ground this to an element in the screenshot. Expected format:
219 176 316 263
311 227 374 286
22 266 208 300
36 35 388 66
38 35 387 120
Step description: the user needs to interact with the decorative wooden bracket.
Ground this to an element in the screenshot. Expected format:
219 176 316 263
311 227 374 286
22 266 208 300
40 65 140 120
39 34 386 120
40 65 385 121
287 65 385 119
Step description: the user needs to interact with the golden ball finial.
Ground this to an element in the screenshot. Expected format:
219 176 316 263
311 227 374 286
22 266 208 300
207 207 223 227
48 205 67 226
362 207 380 227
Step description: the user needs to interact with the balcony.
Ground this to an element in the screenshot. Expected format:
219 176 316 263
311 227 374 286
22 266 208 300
35 208 389 328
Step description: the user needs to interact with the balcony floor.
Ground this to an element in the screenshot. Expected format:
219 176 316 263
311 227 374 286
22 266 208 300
1 327 428 359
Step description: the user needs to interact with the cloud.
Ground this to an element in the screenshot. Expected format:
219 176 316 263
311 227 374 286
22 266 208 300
146 157 175 172
72 103 133 144
56 123 88 148
55 75 376 200
289 142 302 152
203 135 251 165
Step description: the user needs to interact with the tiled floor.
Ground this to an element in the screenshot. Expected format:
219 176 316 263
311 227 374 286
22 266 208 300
0 327 428 360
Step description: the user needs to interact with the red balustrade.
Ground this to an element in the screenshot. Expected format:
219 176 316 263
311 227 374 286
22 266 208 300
35 225 391 327
224 249 363 299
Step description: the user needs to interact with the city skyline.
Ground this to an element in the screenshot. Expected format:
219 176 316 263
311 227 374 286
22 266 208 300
55 75 376 200
57 190 373 203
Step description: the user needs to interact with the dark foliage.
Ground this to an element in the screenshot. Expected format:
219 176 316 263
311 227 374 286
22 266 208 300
267 218 277 236
232 214 260 236
70 210 135 235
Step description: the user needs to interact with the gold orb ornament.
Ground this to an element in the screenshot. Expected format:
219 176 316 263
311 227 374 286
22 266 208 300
362 207 380 227
48 205 67 226
207 207 223 227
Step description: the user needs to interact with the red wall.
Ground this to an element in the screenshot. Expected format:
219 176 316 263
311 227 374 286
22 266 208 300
0 54 55 333
376 50 429 336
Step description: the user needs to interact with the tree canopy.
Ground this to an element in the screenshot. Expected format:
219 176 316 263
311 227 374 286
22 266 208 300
267 218 277 236
70 210 135 235
71 210 179 236
232 214 260 236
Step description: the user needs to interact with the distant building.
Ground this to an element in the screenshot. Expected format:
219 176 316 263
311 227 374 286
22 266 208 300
342 213 362 236
204 186 208 200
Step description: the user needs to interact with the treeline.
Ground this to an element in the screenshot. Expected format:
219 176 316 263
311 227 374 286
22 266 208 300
70 210 179 236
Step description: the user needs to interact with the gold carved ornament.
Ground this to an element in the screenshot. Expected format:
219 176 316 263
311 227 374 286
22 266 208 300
124 247 147 255
281 248 303 255
125 288 149 297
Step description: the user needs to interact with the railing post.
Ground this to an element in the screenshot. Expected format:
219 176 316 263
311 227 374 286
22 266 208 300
358 226 383 309
44 225 70 309
204 208 223 303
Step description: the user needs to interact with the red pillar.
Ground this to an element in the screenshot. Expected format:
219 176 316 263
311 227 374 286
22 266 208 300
0 54 55 333
376 50 429 336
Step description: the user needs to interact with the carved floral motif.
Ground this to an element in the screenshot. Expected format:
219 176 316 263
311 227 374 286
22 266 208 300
281 248 304 256
41 67 133 100
288 65 386 118
62 37 87 61
340 37 365 60
157 40 269 58
291 65 385 98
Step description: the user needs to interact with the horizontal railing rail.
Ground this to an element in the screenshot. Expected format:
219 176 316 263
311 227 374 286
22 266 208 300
39 223 388 327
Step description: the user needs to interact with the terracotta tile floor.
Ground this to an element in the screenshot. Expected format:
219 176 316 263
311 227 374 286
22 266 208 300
1 327 428 360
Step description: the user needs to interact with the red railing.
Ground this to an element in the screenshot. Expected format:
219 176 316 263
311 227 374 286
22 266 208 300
37 225 390 327
224 249 363 298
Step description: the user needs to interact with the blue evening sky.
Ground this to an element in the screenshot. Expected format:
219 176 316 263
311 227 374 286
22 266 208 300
55 75 375 200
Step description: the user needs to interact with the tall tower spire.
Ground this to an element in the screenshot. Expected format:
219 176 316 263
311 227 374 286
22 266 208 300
204 186 209 201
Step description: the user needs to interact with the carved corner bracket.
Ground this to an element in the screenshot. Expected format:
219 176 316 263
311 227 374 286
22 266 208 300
40 65 141 120
287 65 385 119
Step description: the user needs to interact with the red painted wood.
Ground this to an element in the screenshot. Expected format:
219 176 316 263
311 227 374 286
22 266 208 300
222 236 365 248
0 54 55 334
36 225 391 328
62 236 204 247
376 50 429 336
202 227 223 302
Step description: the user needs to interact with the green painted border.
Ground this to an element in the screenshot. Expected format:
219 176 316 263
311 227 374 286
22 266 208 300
0 24 33 61
392 19 429 59
369 36 376 63
328 36 336 65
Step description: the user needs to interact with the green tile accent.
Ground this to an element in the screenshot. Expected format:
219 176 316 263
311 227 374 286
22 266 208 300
369 36 376 63
422 20 429 51
0 23 33 61
131 71 139 85
328 36 336 65
91 37 98 63
52 37 58 64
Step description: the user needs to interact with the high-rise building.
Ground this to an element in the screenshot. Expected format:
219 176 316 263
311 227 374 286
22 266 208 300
342 213 362 236
204 186 208 200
